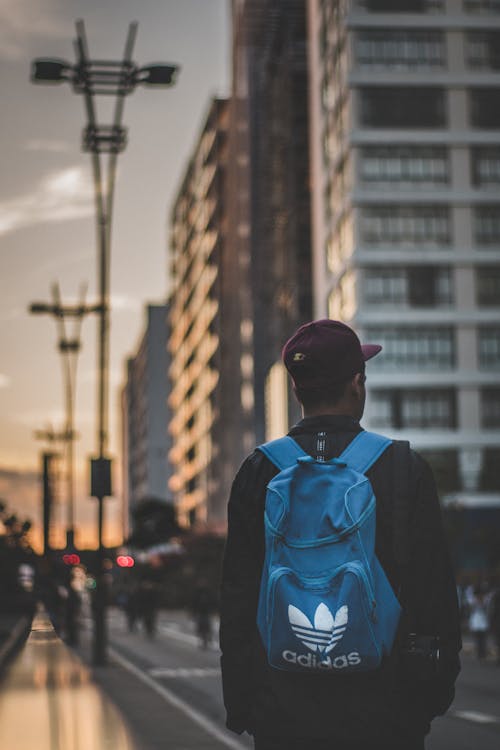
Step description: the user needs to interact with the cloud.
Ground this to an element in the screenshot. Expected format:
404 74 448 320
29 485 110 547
14 407 95 430
0 373 11 388
0 166 94 237
14 408 65 429
25 139 71 154
0 0 68 61
0 467 38 483
111 295 143 314
80 368 124 388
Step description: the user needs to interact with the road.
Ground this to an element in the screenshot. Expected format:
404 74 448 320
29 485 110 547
92 608 500 750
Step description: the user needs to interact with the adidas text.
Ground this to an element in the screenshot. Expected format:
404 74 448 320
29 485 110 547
282 650 361 670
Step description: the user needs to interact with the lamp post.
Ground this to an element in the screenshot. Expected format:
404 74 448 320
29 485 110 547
31 20 179 665
30 284 100 549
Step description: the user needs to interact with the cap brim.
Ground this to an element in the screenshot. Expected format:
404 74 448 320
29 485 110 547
361 344 382 361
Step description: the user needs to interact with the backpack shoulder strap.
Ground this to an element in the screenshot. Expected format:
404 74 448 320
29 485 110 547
257 436 306 471
339 430 392 475
392 439 412 567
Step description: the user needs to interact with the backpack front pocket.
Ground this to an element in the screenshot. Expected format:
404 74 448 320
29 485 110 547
265 564 382 673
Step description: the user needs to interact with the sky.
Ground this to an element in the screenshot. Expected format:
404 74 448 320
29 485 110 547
0 0 230 549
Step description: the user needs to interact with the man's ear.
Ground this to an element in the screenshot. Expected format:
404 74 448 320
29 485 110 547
353 372 365 387
352 372 365 397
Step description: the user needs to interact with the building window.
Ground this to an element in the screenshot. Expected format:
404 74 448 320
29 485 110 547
408 266 453 306
471 147 500 187
478 327 500 369
476 266 500 305
323 95 349 169
241 383 255 411
357 0 444 11
474 206 500 245
360 88 446 128
265 362 289 442
464 0 500 13
481 448 500 491
329 270 357 320
356 30 444 70
364 267 452 306
470 89 500 128
320 1 349 57
364 269 407 305
371 389 456 429
362 206 450 245
481 388 500 427
361 146 448 184
466 31 500 69
366 327 455 370
326 213 354 274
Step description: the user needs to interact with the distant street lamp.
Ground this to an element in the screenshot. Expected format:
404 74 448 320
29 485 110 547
29 283 98 549
31 20 179 666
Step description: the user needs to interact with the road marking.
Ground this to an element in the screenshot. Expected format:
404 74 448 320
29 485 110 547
109 648 247 750
158 623 199 646
149 666 220 678
452 710 500 725
159 623 218 650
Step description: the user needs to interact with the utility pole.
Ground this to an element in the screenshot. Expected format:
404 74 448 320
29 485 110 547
30 285 99 549
32 21 179 665
41 452 56 556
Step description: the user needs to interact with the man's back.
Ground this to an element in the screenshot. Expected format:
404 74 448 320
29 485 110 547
220 415 461 747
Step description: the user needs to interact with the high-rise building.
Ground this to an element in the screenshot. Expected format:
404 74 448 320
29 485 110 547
168 99 233 528
307 0 500 504
121 304 171 536
231 0 313 442
168 3 314 527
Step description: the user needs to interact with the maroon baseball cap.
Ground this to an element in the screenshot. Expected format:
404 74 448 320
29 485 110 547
282 319 382 390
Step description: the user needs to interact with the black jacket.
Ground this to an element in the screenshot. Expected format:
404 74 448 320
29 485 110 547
219 416 461 743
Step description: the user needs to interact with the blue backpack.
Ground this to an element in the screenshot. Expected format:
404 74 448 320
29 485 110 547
256 431 401 674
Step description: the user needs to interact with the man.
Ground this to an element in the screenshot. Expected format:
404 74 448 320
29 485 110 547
220 319 461 750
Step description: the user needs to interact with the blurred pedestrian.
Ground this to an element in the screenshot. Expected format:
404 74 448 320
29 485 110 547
469 586 489 660
489 585 500 666
123 585 139 633
38 559 67 635
192 583 213 649
65 569 82 646
138 580 159 638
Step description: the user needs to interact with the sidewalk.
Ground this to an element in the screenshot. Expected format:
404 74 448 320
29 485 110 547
0 607 239 750
461 633 499 665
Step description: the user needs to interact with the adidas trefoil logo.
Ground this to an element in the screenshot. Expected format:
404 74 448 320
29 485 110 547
288 602 348 654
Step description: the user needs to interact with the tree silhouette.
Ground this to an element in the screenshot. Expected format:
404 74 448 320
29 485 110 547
127 497 182 549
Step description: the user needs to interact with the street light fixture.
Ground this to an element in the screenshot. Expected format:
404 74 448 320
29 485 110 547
31 20 179 665
136 64 178 86
31 58 73 84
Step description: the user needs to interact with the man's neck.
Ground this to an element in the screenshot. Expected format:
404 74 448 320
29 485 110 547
302 405 358 419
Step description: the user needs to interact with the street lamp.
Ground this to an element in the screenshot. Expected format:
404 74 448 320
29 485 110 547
29 283 97 549
31 20 179 665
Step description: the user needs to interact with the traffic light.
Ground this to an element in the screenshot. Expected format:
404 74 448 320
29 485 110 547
63 553 81 565
116 555 134 568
